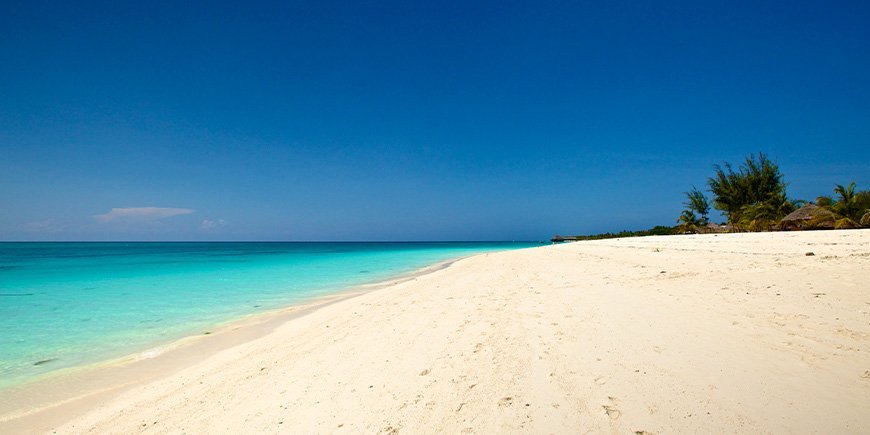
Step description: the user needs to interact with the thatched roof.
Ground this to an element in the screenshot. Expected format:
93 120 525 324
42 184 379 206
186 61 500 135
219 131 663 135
696 222 725 234
781 204 832 222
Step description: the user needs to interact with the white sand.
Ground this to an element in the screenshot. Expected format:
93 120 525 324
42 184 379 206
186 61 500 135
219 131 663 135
2 230 869 434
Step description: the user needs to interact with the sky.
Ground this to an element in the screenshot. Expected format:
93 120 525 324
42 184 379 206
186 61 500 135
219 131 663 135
1 0 869 241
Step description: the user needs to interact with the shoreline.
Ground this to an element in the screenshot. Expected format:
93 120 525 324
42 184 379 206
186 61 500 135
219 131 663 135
0 254 473 429
3 231 869 433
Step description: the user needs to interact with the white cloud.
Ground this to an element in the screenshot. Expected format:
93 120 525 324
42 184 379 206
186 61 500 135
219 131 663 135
200 219 226 230
95 207 194 223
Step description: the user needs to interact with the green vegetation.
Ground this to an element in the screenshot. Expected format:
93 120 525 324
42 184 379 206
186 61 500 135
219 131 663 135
558 153 869 241
706 153 796 231
676 187 710 232
685 187 711 223
682 152 869 232
676 210 700 233
563 225 677 241
811 182 870 229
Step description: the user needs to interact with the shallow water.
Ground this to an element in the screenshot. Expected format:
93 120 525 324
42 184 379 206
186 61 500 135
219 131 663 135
0 242 537 388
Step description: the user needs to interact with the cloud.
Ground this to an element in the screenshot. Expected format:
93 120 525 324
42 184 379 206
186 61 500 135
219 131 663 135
95 207 194 223
200 219 226 230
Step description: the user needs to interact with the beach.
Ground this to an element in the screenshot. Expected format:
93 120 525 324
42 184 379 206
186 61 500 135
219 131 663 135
2 230 869 433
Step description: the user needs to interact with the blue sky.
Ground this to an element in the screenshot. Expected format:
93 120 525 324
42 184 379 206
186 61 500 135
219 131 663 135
2 1 869 241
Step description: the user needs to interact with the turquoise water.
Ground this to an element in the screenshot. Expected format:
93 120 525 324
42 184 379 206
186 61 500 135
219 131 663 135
0 242 537 388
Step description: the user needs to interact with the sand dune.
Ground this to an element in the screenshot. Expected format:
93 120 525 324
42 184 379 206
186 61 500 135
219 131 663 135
4 230 870 434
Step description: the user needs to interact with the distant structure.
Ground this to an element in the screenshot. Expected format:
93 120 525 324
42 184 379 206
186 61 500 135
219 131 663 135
696 222 722 234
779 204 833 231
550 235 579 243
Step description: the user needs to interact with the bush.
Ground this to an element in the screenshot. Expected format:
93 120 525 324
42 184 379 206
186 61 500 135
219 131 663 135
707 153 795 228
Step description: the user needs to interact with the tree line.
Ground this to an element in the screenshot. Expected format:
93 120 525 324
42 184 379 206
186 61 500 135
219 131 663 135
555 152 868 242
678 153 870 232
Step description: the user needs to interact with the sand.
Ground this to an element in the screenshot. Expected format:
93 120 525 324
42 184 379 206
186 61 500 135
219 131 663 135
2 230 869 434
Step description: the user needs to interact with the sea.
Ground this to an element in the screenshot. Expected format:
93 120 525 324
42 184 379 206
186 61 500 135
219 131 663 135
0 242 538 389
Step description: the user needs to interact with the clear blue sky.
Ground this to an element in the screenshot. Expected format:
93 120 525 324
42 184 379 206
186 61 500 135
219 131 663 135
2 1 869 241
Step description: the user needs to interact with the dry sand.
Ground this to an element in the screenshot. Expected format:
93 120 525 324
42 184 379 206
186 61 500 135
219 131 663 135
2 230 869 434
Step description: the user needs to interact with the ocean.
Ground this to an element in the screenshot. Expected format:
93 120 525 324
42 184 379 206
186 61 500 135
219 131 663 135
0 242 537 389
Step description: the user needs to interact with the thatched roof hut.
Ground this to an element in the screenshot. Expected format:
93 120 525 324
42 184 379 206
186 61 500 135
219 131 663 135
780 204 833 230
696 222 721 234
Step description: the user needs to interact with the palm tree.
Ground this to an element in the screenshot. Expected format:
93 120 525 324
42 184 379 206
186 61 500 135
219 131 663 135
813 182 868 229
683 187 710 225
737 201 778 231
815 196 833 207
769 191 798 221
858 191 870 228
833 182 859 218
676 209 700 233
827 182 860 228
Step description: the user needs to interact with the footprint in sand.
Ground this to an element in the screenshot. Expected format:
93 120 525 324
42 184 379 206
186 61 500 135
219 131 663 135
602 396 621 420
